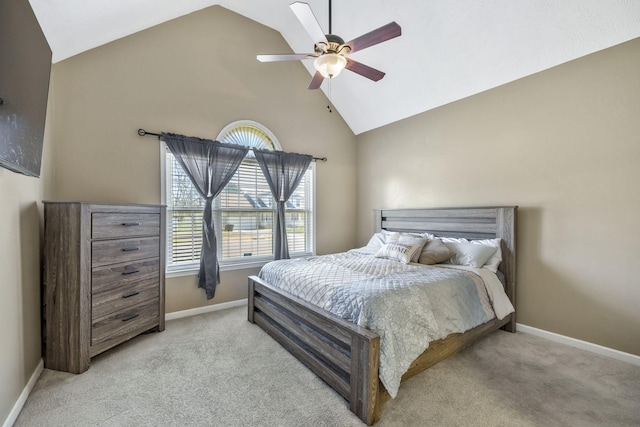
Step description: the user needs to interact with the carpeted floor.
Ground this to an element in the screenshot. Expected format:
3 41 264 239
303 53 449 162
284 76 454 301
15 307 640 426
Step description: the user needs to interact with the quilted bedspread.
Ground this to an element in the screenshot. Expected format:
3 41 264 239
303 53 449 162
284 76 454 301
258 249 499 398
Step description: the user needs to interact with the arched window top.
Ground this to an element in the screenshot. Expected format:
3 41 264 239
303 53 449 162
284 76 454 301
217 120 282 151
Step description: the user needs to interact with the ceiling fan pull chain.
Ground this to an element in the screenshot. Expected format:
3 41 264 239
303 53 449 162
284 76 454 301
327 79 333 113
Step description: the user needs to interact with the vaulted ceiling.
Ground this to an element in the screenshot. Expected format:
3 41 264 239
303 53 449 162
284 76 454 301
29 0 640 134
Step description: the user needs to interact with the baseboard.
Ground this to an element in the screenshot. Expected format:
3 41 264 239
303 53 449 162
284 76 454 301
165 298 248 321
516 323 640 367
3 359 43 427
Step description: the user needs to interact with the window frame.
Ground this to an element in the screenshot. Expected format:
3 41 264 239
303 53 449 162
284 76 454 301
160 122 316 277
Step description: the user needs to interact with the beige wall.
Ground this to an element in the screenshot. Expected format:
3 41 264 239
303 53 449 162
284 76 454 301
50 6 357 313
356 37 640 356
0 76 55 422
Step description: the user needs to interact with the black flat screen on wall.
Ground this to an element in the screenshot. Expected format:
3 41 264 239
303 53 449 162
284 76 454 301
0 0 52 178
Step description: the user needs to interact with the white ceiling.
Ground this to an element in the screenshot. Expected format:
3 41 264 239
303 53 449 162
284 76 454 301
29 0 640 135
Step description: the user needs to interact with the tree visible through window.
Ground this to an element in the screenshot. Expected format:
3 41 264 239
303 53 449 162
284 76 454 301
164 121 314 272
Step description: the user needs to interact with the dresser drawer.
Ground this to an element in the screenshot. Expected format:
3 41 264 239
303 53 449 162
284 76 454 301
92 277 160 320
92 258 159 294
92 213 160 239
92 237 159 267
91 298 159 346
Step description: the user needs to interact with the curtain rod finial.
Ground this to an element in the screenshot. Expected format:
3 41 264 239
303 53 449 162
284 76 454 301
138 128 162 139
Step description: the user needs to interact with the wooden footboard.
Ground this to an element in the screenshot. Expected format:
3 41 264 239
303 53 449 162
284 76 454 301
248 275 381 425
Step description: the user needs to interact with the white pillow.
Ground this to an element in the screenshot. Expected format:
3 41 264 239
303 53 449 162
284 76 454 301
442 240 498 268
441 237 469 244
385 231 435 240
439 237 468 264
471 238 502 273
375 242 423 264
365 232 386 250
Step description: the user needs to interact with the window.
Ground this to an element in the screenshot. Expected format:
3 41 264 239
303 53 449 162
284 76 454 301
162 121 315 274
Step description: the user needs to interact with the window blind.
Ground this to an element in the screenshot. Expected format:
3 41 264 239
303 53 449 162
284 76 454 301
165 149 313 269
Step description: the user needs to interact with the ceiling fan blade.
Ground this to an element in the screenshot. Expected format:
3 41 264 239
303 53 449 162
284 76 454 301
345 22 401 53
257 54 315 62
290 2 328 45
345 58 386 82
308 71 324 90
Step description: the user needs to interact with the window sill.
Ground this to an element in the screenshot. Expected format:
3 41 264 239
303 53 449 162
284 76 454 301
166 253 312 278
166 261 267 278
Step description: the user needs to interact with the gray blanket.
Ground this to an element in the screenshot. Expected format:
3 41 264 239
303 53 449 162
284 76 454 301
259 250 496 398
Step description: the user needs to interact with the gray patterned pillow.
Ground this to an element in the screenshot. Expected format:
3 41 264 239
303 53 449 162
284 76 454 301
418 239 455 265
385 233 429 262
375 242 423 264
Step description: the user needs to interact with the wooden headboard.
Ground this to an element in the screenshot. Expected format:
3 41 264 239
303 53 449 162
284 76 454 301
373 206 517 331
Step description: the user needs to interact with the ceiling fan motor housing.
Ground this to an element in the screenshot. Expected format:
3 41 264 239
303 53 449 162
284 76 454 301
315 34 350 55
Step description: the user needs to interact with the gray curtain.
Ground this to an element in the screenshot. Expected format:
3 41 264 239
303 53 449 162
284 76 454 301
162 133 249 299
254 149 312 260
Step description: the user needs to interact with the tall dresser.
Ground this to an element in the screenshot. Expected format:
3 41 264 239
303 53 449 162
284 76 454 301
43 202 166 373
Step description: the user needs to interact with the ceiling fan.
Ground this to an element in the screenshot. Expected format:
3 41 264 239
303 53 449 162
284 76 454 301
257 1 401 90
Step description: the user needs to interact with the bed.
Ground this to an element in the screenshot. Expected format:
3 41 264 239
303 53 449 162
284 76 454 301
248 206 517 424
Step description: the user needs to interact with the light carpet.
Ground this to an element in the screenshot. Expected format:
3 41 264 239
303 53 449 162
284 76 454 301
15 307 640 426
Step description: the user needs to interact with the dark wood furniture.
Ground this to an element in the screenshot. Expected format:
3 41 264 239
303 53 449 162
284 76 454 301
43 202 166 374
248 206 517 425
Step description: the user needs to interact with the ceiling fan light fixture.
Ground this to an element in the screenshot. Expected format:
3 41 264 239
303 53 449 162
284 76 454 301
314 53 347 79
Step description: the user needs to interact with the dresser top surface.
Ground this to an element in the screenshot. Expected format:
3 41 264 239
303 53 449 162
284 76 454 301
43 201 165 208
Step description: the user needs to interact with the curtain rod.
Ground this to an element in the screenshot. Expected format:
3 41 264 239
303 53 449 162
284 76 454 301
137 128 327 162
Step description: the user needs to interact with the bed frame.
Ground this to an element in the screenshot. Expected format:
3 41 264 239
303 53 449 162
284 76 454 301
248 206 517 425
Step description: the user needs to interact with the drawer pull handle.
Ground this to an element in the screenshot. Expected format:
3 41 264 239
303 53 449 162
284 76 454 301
122 269 140 275
122 247 140 252
122 313 139 322
122 222 140 226
122 291 140 299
